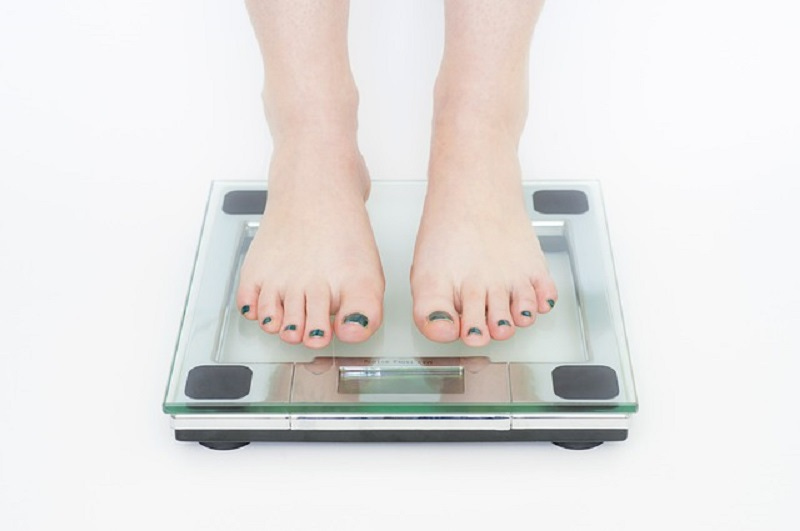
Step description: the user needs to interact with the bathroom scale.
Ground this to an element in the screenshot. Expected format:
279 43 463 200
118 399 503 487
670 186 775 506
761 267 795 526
163 180 637 450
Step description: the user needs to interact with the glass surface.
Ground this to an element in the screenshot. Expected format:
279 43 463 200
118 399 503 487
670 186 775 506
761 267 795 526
163 180 637 414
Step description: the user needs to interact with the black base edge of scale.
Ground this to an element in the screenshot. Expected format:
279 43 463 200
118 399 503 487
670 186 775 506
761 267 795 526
179 429 627 451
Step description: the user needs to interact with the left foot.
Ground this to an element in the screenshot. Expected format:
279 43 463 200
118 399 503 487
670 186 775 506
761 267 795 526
411 119 558 346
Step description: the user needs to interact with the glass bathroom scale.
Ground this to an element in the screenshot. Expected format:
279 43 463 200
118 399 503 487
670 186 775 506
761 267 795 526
163 180 637 450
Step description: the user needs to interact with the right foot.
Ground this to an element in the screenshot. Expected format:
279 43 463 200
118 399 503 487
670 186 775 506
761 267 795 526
236 132 385 349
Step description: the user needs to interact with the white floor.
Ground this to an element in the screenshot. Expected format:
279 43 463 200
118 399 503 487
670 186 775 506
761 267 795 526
1 1 798 530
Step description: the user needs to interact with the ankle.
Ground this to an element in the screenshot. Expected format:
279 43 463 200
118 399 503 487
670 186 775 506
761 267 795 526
264 84 360 144
432 75 528 140
267 139 369 199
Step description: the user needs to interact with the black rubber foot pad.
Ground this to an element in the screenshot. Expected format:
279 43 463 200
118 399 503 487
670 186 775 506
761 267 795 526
199 441 250 451
552 365 620 400
533 190 589 214
553 441 604 450
185 365 253 399
222 190 267 215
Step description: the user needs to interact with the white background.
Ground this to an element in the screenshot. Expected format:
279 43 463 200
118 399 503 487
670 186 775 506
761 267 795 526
1 1 799 529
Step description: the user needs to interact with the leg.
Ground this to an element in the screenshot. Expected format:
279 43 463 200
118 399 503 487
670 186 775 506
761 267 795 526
411 0 557 345
238 0 384 348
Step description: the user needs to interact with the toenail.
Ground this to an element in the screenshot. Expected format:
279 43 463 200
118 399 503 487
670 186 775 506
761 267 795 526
309 329 325 338
241 305 250 315
467 327 482 336
498 319 511 327
343 313 369 327
547 299 555 309
283 324 297 331
521 310 532 317
262 316 272 325
428 311 454 323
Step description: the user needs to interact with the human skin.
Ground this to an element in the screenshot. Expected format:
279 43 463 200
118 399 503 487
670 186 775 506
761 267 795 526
238 0 556 349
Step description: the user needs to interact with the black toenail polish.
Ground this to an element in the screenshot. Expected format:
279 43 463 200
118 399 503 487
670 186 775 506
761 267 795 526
547 299 555 309
521 310 532 317
468 327 482 336
309 329 325 338
428 311 454 323
262 317 272 325
343 313 369 327
241 305 250 315
498 319 511 327
283 324 297 331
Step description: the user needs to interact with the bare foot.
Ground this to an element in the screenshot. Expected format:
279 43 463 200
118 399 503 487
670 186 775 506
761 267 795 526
411 122 558 346
236 132 385 349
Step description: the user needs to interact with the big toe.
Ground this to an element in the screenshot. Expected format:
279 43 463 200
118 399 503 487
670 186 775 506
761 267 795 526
412 278 460 343
334 288 384 343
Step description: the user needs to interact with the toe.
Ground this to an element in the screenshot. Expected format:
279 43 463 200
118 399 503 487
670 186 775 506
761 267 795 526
412 277 460 343
236 276 260 321
459 285 490 347
257 289 283 334
279 287 305 344
334 287 383 343
532 273 558 314
511 283 538 327
486 288 515 340
303 283 333 349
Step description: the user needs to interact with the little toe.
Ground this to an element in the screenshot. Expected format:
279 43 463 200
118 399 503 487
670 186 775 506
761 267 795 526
279 288 305 344
511 284 538 327
335 291 383 343
236 278 260 321
303 284 333 349
459 286 490 347
486 288 515 340
257 290 283 334
532 274 558 314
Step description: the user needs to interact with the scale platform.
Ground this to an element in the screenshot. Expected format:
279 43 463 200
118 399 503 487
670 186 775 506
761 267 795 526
163 180 637 450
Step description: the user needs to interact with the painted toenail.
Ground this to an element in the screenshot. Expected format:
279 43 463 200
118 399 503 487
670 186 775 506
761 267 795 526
262 316 272 325
343 313 369 327
467 327 482 336
283 324 297 331
428 311 454 323
498 319 511 327
241 305 250 315
309 329 325 338
521 310 532 317
547 299 555 309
